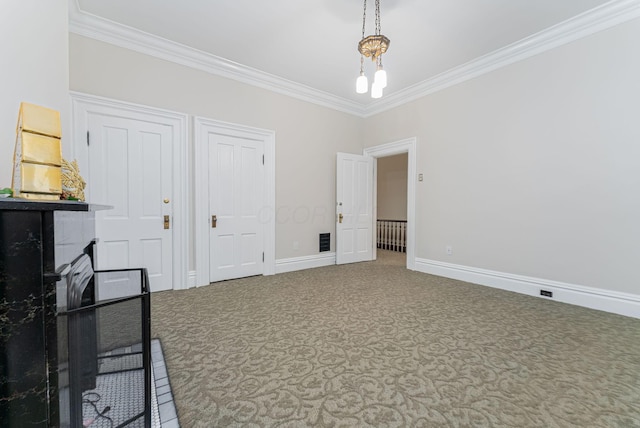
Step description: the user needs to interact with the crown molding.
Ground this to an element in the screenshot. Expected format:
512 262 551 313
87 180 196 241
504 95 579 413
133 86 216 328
69 0 640 118
362 0 640 117
68 0 365 116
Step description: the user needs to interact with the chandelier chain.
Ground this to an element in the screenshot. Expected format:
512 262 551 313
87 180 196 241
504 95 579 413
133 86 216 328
361 0 367 39
375 0 381 36
376 0 382 69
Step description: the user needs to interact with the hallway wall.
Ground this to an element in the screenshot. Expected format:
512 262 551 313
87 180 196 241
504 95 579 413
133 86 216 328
377 154 408 221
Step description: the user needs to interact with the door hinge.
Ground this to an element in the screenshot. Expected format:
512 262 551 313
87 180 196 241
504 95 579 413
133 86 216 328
262 154 265 165
86 131 90 146
262 252 264 262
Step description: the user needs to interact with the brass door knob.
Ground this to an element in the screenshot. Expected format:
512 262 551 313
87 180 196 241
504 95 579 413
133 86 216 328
163 198 170 204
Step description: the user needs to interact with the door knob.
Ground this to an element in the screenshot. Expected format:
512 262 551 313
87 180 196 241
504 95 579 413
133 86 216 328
338 213 343 224
163 198 170 204
164 215 170 229
211 215 217 228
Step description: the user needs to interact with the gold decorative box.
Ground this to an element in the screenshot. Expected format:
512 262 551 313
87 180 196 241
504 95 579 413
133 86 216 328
13 192 62 201
12 102 63 200
18 163 62 194
20 132 62 166
16 102 62 138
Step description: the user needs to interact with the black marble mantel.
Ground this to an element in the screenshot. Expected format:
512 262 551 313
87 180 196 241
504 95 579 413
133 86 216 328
0 199 107 427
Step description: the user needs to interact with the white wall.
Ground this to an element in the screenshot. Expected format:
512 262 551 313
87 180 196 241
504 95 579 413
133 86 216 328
69 34 362 262
68 16 640 303
377 154 408 221
363 18 640 296
0 0 69 187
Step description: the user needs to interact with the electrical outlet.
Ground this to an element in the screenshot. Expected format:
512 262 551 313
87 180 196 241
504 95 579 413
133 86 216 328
446 245 452 255
540 290 553 298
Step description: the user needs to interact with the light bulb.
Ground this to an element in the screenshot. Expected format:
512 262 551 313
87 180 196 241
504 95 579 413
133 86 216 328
371 82 383 99
374 68 387 89
356 74 368 94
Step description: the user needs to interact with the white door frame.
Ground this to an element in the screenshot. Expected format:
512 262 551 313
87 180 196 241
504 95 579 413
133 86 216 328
194 117 276 286
363 137 417 270
70 91 189 290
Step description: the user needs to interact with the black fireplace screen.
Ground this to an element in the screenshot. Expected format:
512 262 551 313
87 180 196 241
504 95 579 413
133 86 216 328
57 259 151 428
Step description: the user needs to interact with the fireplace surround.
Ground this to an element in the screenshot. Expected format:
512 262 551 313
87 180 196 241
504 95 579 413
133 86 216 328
0 199 151 427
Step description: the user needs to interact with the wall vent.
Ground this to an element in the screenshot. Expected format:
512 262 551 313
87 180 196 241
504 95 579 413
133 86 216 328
319 233 330 252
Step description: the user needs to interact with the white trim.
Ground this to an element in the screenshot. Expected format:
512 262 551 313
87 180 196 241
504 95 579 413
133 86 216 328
364 138 417 271
415 258 640 319
188 270 197 288
70 0 640 118
68 0 362 117
363 0 640 117
194 117 276 287
70 91 190 291
275 253 337 274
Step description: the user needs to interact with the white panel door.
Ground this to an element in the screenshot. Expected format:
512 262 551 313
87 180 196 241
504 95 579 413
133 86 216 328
88 113 173 293
209 133 264 282
336 152 374 264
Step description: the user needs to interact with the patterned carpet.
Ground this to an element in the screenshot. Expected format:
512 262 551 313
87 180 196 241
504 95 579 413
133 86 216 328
150 251 640 427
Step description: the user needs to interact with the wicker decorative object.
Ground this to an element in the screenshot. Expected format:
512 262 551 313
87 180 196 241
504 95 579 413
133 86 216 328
61 158 86 201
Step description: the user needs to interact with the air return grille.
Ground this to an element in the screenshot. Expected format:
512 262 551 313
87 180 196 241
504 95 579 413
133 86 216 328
319 233 330 252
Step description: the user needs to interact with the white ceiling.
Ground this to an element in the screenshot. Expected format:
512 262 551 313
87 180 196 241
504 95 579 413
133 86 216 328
74 0 616 109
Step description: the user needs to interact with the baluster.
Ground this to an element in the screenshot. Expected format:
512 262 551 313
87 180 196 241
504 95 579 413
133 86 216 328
386 221 389 251
391 221 398 251
383 221 387 250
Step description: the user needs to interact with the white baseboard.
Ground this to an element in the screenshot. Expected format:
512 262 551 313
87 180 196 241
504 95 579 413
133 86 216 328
415 258 640 319
276 253 336 274
187 270 197 289
186 254 334 287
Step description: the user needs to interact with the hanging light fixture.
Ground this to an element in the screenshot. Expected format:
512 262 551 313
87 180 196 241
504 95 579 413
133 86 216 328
356 0 390 98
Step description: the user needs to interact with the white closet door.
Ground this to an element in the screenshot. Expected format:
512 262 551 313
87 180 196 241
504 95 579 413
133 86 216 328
208 132 264 282
88 112 173 294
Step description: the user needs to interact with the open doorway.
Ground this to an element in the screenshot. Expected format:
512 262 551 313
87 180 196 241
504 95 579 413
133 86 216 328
376 153 408 267
364 137 417 270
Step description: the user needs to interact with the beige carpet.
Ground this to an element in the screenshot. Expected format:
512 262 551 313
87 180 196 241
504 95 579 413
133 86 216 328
151 251 640 427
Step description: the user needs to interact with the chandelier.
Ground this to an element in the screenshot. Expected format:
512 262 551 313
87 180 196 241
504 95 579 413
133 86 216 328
356 0 390 98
